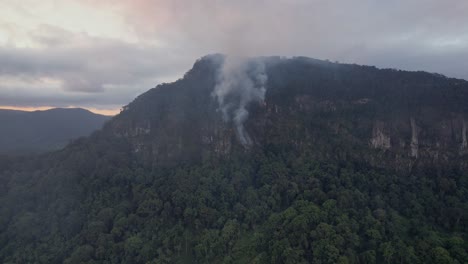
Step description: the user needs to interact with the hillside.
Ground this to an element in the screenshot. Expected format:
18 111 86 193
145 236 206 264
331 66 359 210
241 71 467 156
0 55 466 263
109 55 468 169
0 108 111 155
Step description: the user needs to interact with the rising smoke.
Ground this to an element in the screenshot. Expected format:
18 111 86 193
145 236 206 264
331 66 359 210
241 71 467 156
212 56 268 146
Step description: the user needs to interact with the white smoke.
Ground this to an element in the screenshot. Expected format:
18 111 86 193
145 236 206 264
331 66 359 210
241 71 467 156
212 56 267 146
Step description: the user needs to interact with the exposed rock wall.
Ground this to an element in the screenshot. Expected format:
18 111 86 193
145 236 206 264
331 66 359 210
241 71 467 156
103 55 468 169
462 119 467 153
410 118 419 158
370 121 391 150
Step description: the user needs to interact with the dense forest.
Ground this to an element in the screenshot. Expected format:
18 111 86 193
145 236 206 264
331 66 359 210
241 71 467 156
0 56 467 263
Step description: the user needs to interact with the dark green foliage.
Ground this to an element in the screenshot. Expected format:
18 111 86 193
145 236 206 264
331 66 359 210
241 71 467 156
0 146 466 263
0 56 467 263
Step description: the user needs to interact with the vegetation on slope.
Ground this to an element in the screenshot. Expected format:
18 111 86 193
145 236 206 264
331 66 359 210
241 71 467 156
0 56 467 263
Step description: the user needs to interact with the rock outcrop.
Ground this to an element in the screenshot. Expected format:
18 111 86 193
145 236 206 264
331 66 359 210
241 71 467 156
103 55 468 169
370 121 391 150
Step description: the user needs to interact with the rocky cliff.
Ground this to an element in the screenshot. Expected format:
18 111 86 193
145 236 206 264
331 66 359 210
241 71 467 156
2 55 467 264
104 55 468 170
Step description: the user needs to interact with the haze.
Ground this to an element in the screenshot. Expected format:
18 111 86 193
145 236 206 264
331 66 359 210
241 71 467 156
1 0 467 115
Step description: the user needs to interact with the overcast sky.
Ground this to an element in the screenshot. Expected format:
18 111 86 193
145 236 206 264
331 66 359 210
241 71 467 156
1 0 467 115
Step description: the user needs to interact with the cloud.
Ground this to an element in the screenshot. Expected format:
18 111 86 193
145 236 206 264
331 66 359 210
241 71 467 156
1 0 468 110
113 1 468 51
94 0 468 79
0 24 191 107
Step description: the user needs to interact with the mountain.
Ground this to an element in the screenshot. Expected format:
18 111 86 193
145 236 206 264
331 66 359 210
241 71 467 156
0 108 111 155
108 55 468 168
0 55 466 263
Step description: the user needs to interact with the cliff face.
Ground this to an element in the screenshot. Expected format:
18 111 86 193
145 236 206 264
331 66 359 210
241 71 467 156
105 55 468 169
2 56 468 264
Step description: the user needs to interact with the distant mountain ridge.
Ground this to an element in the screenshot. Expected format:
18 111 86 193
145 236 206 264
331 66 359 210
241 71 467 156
0 108 111 154
0 56 467 263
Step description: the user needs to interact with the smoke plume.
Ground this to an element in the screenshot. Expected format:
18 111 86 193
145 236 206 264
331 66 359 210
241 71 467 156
212 56 267 146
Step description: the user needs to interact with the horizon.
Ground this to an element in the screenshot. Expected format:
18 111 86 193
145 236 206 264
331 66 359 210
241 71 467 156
1 52 465 117
0 105 119 116
1 2 467 262
1 1 467 111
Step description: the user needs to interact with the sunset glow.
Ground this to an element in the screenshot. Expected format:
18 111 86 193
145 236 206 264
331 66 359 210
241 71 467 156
0 0 467 113
0 105 119 116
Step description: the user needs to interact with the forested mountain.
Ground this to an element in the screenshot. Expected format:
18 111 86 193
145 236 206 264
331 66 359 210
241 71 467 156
0 108 110 155
0 55 467 263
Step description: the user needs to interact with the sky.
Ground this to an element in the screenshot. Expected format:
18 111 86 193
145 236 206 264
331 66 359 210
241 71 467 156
1 0 467 115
